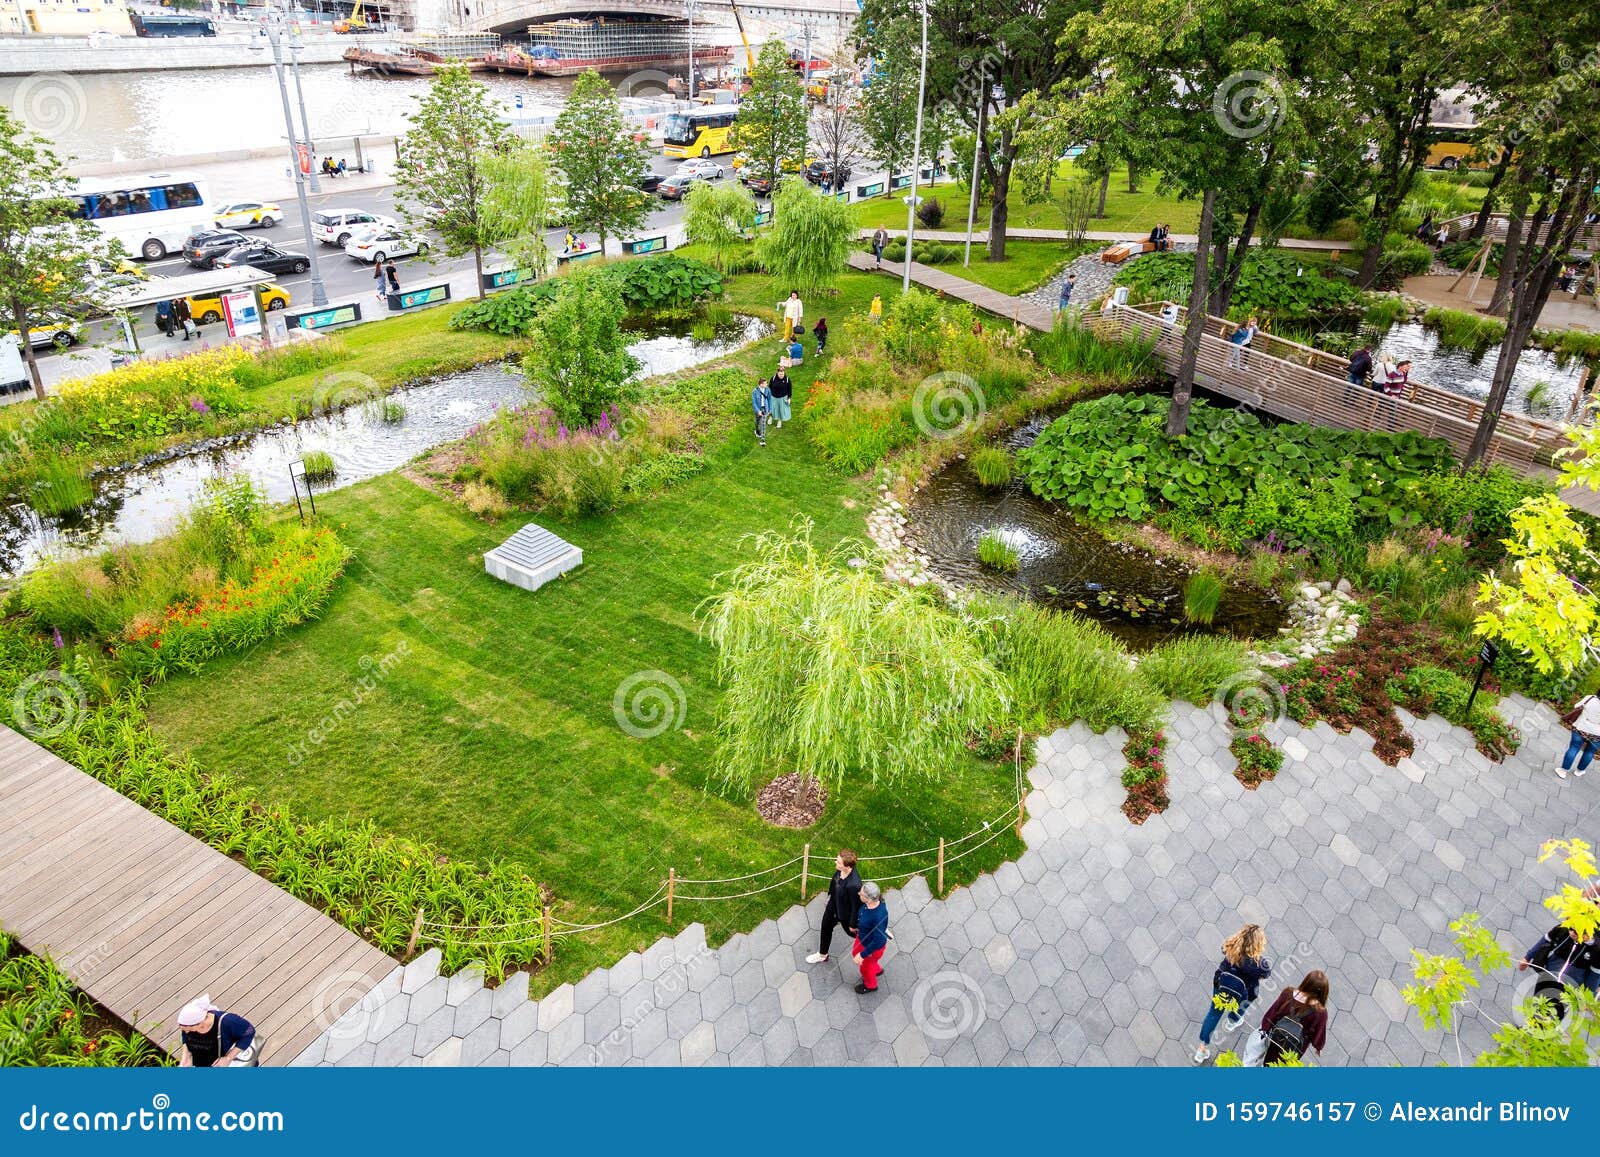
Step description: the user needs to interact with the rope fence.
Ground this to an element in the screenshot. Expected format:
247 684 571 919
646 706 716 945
407 732 1034 960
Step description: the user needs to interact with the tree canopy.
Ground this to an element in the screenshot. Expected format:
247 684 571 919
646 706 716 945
730 41 808 192
549 69 652 256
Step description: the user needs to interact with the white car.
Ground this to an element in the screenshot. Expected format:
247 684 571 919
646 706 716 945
343 226 430 263
673 159 725 182
311 208 397 247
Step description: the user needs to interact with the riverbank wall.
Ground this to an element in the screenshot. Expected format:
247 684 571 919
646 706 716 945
0 33 348 75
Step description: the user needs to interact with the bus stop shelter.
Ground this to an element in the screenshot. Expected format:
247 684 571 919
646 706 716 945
106 268 278 352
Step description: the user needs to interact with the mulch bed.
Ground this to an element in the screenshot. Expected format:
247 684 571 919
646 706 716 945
756 774 828 828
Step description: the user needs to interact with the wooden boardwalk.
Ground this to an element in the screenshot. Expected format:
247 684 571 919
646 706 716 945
847 252 1055 329
0 725 394 1065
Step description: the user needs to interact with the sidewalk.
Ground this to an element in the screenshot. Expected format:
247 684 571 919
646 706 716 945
860 228 1350 252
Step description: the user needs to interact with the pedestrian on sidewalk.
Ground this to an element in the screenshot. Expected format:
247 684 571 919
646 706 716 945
1056 272 1077 319
1345 343 1373 402
805 848 861 965
869 294 883 325
872 227 889 267
852 881 889 994
155 298 173 338
171 297 194 342
1242 971 1330 1066
1518 922 1599 1007
751 377 772 447
385 260 401 296
1193 923 1272 1064
768 361 793 427
374 260 387 301
782 290 804 342
177 995 260 1067
1556 692 1600 779
813 317 828 355
1225 316 1258 369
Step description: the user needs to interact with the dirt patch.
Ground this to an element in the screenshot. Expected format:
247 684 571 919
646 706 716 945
756 774 828 828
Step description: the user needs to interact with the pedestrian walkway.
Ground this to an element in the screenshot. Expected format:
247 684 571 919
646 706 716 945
858 227 1350 253
846 252 1055 330
291 695 1584 1067
0 725 394 1064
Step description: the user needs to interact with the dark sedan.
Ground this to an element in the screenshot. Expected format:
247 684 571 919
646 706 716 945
804 160 853 187
633 170 664 193
740 172 775 196
183 229 251 270
214 244 311 276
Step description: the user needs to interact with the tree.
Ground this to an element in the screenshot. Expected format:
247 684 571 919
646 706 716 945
549 69 652 258
757 178 855 298
731 41 808 193
854 18 920 190
479 139 557 283
683 181 757 271
395 64 509 298
813 83 869 194
523 268 638 427
697 521 1010 800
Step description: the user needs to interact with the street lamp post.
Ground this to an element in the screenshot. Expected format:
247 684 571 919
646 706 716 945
963 82 985 267
902 0 928 293
287 17 322 194
687 0 696 102
265 15 329 307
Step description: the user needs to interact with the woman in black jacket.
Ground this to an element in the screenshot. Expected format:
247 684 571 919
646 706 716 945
805 849 861 964
1519 923 1598 1010
1194 923 1272 1063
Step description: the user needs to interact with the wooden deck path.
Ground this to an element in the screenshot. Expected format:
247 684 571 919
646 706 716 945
0 725 394 1065
847 252 1056 329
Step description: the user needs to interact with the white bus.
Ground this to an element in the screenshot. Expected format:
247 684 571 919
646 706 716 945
69 172 212 261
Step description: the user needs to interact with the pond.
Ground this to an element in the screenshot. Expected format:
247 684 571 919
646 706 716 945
1373 321 1588 419
905 415 1288 650
0 312 771 577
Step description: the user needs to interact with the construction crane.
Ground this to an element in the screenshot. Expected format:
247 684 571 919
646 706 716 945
334 1 369 34
728 0 756 72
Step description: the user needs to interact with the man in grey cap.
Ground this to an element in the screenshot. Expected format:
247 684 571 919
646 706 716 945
851 881 890 994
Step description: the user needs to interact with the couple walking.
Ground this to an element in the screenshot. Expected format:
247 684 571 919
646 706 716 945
803 849 890 994
1194 922 1331 1066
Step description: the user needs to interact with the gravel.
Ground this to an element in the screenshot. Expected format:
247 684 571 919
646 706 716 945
1024 242 1198 312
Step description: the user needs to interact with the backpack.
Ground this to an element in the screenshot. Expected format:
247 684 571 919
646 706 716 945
1265 1002 1311 1064
1212 967 1250 1011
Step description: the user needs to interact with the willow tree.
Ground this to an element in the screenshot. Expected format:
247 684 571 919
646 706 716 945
697 522 1009 799
757 179 855 298
683 180 757 271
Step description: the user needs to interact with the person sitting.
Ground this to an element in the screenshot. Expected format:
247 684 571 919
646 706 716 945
787 337 804 363
1146 223 1171 252
336 158 349 176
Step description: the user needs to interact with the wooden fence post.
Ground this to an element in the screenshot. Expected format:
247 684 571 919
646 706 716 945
666 868 675 925
405 906 423 959
800 843 810 902
937 838 945 897
542 905 552 965
1017 786 1027 838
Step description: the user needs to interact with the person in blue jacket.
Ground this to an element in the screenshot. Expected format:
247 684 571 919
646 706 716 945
751 378 772 447
852 881 889 994
1194 923 1272 1063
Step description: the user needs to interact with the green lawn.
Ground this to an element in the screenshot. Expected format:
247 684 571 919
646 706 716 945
862 239 1087 296
144 269 1023 990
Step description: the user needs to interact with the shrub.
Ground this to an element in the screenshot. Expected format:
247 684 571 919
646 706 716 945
916 196 945 228
461 481 511 520
473 405 631 517
1031 317 1157 382
449 256 725 337
1138 634 1247 705
524 267 639 427
881 288 948 364
1438 238 1501 276
1112 250 1365 321
449 282 558 336
806 390 915 472
230 340 345 390
970 446 1014 488
0 931 166 1066
1385 663 1521 760
622 449 705 496
978 529 1020 572
1230 731 1284 787
1120 727 1169 822
1182 570 1225 625
1381 232 1435 278
757 179 855 297
1399 467 1547 548
1422 306 1505 350
301 449 336 481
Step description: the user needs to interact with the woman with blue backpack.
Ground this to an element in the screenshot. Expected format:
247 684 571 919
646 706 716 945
1193 923 1272 1063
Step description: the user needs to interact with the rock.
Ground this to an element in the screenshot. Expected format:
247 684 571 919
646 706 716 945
1300 585 1322 601
1315 580 1332 593
1323 604 1341 620
1335 578 1353 595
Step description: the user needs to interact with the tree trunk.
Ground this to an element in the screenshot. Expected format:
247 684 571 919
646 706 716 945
986 151 1013 262
1212 198 1264 318
1095 169 1110 219
1169 188 1216 438
1485 211 1524 316
1126 157 1140 194
13 302 44 400
1357 237 1385 287
1468 147 1513 240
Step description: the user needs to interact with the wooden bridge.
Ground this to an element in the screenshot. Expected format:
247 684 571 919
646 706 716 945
0 725 394 1064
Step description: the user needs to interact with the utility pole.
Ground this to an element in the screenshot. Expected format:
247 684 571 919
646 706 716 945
801 22 812 173
266 13 329 307
687 0 696 101
902 0 927 292
286 10 322 194
963 75 985 267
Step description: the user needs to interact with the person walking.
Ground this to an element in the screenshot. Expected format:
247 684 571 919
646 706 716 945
1519 922 1599 1003
177 995 260 1067
869 294 883 325
155 298 173 338
1242 971 1330 1066
171 297 193 342
385 260 401 296
1556 692 1600 779
751 377 772 447
374 260 388 302
768 362 793 428
805 849 861 965
1379 357 1411 430
1056 272 1077 319
782 290 804 342
1193 923 1272 1064
872 226 889 268
813 317 828 355
1345 344 1373 402
1225 316 1258 370
852 881 889 994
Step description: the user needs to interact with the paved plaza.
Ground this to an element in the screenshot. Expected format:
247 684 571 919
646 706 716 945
292 696 1591 1067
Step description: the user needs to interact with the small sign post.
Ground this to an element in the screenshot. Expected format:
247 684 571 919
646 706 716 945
1464 640 1500 718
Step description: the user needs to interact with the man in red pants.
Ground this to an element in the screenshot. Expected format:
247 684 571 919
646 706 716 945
851 881 889 994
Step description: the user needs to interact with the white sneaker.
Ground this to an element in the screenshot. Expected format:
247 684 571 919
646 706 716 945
1193 1044 1209 1064
805 952 828 964
1557 767 1570 779
1577 768 1589 778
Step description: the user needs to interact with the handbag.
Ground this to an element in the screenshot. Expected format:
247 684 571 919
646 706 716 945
1241 1028 1269 1067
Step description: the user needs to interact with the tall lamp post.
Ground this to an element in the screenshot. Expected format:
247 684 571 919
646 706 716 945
265 12 329 307
687 0 696 101
287 17 322 194
963 79 985 267
901 0 928 293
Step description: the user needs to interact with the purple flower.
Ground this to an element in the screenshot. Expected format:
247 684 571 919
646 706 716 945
52 627 63 649
190 396 211 414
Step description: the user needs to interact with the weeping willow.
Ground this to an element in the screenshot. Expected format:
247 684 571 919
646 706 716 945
697 521 1010 795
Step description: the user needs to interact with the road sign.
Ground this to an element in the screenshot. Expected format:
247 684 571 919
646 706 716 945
515 93 524 109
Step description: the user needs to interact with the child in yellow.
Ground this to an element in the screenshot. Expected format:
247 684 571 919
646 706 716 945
869 294 883 324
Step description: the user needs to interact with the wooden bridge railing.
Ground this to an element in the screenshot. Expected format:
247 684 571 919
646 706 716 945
1093 303 1565 480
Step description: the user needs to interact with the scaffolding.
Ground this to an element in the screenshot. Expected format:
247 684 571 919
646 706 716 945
524 17 694 61
397 31 501 58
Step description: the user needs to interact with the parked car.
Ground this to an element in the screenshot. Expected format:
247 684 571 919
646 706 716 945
183 228 251 269
673 158 724 182
214 243 311 275
311 208 396 247
343 227 431 263
657 174 698 200
803 159 853 187
213 201 283 230
632 169 664 193
185 282 290 324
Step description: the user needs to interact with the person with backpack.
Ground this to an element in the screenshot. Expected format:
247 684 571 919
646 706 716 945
1346 344 1373 402
1244 971 1330 1065
804 848 861 966
1556 692 1600 779
1193 923 1272 1063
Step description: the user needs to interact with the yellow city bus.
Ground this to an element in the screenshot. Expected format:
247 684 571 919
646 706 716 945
1425 132 1505 172
662 108 738 159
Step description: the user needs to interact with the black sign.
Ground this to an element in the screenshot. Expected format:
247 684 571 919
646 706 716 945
1479 641 1500 666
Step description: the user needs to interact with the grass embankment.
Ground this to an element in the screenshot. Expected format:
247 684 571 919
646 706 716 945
146 269 1023 991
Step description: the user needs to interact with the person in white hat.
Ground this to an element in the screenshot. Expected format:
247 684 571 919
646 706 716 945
177 995 259 1067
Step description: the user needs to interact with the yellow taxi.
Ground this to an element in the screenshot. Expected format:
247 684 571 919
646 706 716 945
185 282 291 325
213 201 284 230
